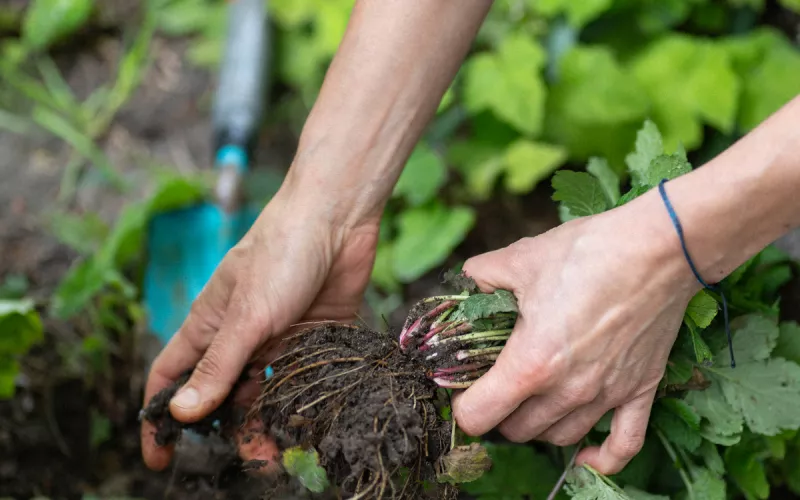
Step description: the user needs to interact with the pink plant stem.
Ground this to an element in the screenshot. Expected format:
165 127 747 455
432 362 492 378
399 300 457 351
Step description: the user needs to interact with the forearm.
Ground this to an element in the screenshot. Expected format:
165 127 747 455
283 0 493 226
635 96 800 283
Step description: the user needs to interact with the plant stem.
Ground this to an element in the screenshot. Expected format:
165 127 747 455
456 346 504 360
547 441 583 500
656 429 695 500
428 329 512 347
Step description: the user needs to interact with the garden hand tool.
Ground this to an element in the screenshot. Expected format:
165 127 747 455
144 0 271 343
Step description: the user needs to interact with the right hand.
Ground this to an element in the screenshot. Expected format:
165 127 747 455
141 179 380 471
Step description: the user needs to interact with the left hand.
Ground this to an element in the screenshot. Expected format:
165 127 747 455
451 192 700 475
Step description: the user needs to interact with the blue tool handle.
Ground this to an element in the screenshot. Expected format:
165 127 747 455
212 0 271 170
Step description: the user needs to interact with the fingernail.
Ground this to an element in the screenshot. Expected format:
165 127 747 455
171 387 200 409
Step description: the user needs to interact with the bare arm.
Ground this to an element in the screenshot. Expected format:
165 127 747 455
143 0 494 471
285 0 495 227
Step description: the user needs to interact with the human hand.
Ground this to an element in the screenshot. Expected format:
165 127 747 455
141 181 379 471
451 192 700 475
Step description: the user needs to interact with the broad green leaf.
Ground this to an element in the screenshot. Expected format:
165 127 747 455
503 140 567 194
552 171 608 217
566 466 629 499
637 153 692 187
461 443 564 499
0 357 19 399
454 290 518 322
51 259 113 319
282 447 330 493
686 381 743 442
526 0 612 27
370 243 399 293
615 185 652 207
47 211 108 255
737 39 800 130
448 141 505 201
660 397 700 430
630 35 739 151
547 46 649 125
587 157 620 206
785 442 800 494
0 299 43 356
691 468 726 500
393 144 447 206
392 203 475 283
725 442 770 499
625 120 664 187
775 321 800 365
622 487 667 500
464 34 547 136
652 405 701 452
712 358 800 435
157 0 213 36
22 0 94 50
780 0 800 11
720 315 779 366
684 290 718 329
698 440 725 477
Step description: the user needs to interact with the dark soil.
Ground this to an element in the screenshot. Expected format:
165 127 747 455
142 324 457 500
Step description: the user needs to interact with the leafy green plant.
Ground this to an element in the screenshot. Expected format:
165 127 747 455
0 299 44 398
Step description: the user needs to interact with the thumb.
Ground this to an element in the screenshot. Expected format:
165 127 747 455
463 238 534 293
169 288 270 422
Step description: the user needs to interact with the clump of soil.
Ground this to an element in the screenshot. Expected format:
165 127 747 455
142 323 464 499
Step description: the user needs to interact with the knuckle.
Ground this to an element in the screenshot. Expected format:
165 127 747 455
548 432 583 447
499 424 530 444
612 431 645 460
194 347 225 381
568 384 600 407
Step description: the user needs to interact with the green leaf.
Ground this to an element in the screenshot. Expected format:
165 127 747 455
0 357 19 399
638 153 692 188
698 440 725 477
625 120 664 187
47 211 108 255
22 0 94 50
392 203 475 283
371 243 399 293
684 290 718 329
503 140 567 194
282 447 330 493
775 321 800 365
527 0 612 27
660 397 701 430
587 157 620 206
690 468 726 500
785 441 800 494
464 33 547 136
734 34 800 130
686 381 744 443
712 358 800 436
652 405 702 452
0 299 43 356
622 487 667 500
684 318 714 366
615 185 652 207
566 466 629 499
552 171 608 217
547 46 650 125
461 443 564 499
725 442 770 499
720 315 779 366
393 144 447 206
630 35 739 151
448 140 505 201
455 290 518 322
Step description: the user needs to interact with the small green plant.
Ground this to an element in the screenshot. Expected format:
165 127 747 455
0 299 43 399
